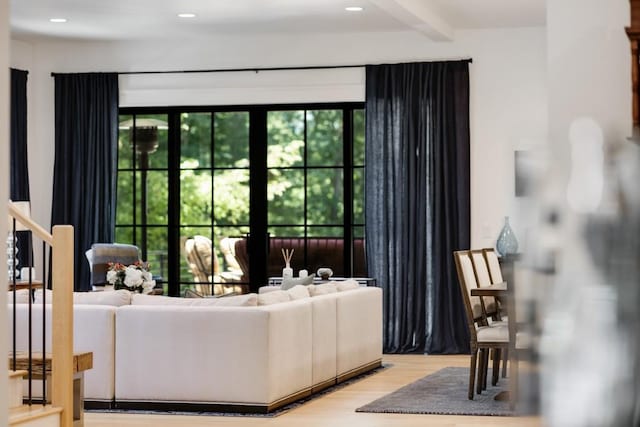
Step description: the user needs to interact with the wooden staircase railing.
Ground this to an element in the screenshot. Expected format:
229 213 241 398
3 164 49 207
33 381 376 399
8 201 75 427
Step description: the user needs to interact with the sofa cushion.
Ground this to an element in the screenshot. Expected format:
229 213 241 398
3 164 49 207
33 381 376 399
34 289 132 306
7 289 31 304
336 279 360 292
74 290 132 306
286 285 310 300
307 282 338 297
258 286 281 294
257 290 291 305
131 293 258 307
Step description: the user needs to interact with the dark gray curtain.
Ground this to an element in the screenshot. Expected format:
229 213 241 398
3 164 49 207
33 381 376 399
10 68 32 268
365 61 471 354
10 69 29 201
51 73 119 291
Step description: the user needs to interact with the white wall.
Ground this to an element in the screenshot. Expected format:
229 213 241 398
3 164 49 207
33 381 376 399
11 27 547 252
548 0 629 159
1 0 10 422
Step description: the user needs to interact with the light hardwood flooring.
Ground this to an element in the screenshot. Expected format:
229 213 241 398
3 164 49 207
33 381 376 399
85 354 542 427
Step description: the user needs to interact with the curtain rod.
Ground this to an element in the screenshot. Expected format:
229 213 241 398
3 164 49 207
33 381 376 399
49 58 472 77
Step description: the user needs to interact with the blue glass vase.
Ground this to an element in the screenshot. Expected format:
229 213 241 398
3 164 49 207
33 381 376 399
496 216 518 256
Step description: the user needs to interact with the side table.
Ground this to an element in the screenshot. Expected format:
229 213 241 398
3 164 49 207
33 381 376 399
266 277 377 287
8 280 43 292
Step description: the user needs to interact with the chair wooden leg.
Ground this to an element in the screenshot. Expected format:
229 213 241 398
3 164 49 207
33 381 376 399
492 348 501 386
477 348 485 395
482 350 489 390
502 349 508 378
469 348 478 400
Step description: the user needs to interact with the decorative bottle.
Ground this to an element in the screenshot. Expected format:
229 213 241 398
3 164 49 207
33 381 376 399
496 216 518 256
282 264 293 280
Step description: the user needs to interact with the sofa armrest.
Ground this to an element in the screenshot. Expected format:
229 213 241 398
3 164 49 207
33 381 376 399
335 287 383 376
8 304 117 401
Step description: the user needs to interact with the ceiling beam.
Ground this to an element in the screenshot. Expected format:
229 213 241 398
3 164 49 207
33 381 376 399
371 0 454 41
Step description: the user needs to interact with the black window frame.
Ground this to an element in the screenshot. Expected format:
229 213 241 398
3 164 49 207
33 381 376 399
117 102 365 295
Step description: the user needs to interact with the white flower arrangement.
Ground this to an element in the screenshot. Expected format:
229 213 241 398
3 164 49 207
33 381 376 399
106 261 155 294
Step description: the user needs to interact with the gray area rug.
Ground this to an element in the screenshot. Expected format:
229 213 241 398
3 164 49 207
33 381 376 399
356 366 513 416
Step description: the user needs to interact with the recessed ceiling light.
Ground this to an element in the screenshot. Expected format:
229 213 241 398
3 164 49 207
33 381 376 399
178 13 196 18
345 6 363 12
49 18 67 23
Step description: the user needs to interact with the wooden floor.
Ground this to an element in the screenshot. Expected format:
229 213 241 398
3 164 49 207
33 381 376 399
85 354 542 427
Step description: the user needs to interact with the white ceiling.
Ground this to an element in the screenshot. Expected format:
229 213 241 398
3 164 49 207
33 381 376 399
10 0 546 42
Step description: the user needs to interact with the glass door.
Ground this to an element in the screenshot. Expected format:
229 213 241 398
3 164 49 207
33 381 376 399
265 109 346 279
179 111 250 296
116 104 364 296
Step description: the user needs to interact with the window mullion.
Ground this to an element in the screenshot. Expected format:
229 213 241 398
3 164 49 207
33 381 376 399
343 108 354 277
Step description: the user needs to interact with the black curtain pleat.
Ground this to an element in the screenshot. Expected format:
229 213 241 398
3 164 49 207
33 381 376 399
364 61 470 354
10 68 32 268
51 73 119 291
10 69 29 201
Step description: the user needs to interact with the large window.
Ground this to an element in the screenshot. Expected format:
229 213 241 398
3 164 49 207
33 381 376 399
116 104 364 296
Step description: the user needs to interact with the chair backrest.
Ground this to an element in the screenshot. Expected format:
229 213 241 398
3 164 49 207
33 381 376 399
482 248 504 284
184 235 220 284
470 249 498 316
87 243 140 286
219 237 242 272
453 251 486 329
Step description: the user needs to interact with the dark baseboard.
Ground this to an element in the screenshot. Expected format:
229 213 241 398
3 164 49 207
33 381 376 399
114 400 273 414
111 388 313 414
337 359 382 383
311 377 337 394
85 400 115 410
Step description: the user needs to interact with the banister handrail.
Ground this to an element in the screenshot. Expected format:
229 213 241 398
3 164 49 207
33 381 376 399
7 200 75 427
8 201 53 245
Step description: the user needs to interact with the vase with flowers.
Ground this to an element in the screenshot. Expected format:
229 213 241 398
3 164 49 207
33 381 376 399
106 261 155 294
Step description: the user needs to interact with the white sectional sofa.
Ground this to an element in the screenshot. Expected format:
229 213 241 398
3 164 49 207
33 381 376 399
7 282 382 413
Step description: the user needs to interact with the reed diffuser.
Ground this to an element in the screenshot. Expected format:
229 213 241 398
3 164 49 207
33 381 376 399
281 248 294 279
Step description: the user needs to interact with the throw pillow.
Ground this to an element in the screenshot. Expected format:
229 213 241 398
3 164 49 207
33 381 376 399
336 279 360 292
202 293 257 307
258 286 282 294
307 282 338 297
257 290 291 305
74 289 132 306
131 293 258 307
286 284 310 300
281 274 314 291
34 289 132 306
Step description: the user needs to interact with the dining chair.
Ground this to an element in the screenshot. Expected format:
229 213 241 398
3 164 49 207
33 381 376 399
454 250 509 399
483 248 504 284
470 249 502 320
471 249 511 382
86 243 140 291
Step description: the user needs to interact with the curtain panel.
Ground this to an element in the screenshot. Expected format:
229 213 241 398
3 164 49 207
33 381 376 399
10 68 32 268
364 61 471 354
10 68 29 201
51 73 119 291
